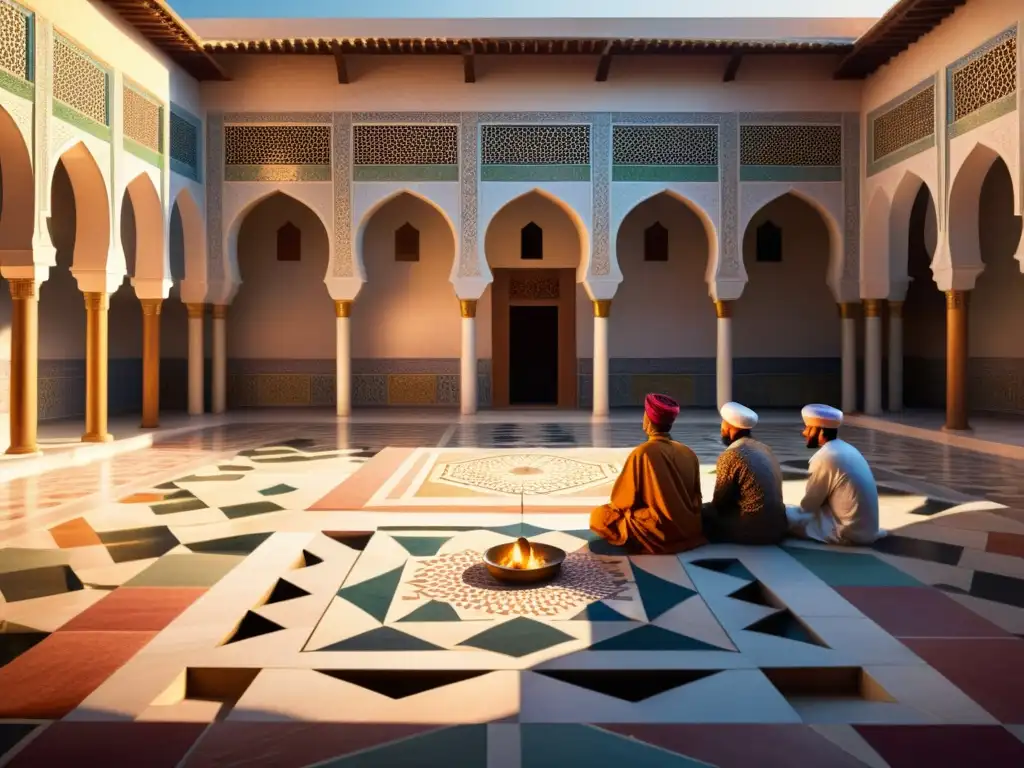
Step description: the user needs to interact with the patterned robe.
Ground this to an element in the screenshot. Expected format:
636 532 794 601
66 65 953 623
590 435 705 555
704 437 788 545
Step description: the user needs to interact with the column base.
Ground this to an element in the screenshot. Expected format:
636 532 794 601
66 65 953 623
941 424 973 434
5 446 41 457
81 432 113 443
141 421 159 430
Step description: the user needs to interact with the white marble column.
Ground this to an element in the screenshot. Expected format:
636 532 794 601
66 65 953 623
888 300 903 412
335 300 352 417
186 303 204 415
840 302 858 413
715 300 733 409
459 299 478 416
211 304 227 414
864 299 884 416
592 300 610 417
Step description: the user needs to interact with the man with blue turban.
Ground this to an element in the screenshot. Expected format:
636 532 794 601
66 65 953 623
786 404 885 545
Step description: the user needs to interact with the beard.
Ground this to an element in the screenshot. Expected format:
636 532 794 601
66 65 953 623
721 434 734 447
806 436 819 449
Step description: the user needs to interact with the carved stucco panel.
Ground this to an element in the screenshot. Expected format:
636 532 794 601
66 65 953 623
459 111 480 277
206 113 224 268
333 111 352 277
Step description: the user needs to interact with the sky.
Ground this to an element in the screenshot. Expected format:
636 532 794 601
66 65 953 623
168 0 897 19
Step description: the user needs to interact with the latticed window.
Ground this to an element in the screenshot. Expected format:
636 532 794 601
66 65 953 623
756 221 782 263
644 222 669 261
277 222 301 262
521 223 543 260
395 223 420 262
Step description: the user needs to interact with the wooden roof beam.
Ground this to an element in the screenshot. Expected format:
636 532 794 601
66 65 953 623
723 52 743 82
330 41 349 83
595 41 614 82
462 44 476 83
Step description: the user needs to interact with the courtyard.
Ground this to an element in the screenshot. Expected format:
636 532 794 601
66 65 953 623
0 411 1023 766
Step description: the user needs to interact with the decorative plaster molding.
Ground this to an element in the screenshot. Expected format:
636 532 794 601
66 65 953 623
738 112 844 124
842 112 861 281
332 111 352 277
206 112 224 267
222 112 332 124
590 112 611 276
476 111 594 124
458 111 480 278
719 113 740 276
352 112 460 124
610 112 724 125
33 18 53 240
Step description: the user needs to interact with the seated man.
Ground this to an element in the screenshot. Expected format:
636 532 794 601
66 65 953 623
786 404 885 545
590 393 705 554
702 402 788 545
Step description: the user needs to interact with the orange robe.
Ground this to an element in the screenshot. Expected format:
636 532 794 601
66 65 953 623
590 435 706 554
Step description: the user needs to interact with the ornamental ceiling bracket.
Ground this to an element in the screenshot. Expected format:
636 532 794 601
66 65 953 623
595 41 614 82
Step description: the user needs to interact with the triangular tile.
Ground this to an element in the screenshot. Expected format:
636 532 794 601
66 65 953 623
318 626 444 652
187 532 273 556
569 601 634 622
393 536 451 557
396 600 462 622
522 724 711 767
266 578 311 604
743 609 828 647
629 555 694 589
689 558 757 582
458 617 575 658
327 532 375 551
331 725 487 766
535 669 722 703
300 550 324 567
564 529 604 543
337 566 404 622
588 624 724 652
632 562 696 621
727 580 780 608
652 596 737 652
318 669 489 699
224 610 286 645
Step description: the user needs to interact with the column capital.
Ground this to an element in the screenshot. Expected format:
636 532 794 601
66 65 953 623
8 278 37 300
141 298 163 316
186 303 206 319
212 304 228 320
593 299 611 318
335 299 352 318
863 299 884 318
83 292 109 312
714 299 733 319
888 300 904 318
459 299 477 319
838 302 859 319
945 290 968 310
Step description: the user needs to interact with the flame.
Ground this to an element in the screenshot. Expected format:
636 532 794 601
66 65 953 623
505 537 543 569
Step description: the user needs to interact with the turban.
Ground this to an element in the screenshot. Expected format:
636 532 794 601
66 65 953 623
645 393 680 429
721 401 758 430
802 403 843 429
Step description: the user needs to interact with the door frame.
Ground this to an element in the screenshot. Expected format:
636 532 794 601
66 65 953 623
491 267 577 408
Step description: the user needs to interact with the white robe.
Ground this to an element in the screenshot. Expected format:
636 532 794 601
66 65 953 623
786 439 884 545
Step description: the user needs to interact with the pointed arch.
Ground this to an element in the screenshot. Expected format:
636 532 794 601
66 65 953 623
171 187 206 286
122 172 165 281
54 141 110 272
354 188 457 280
949 141 1018 270
484 188 589 274
889 171 937 290
613 188 718 279
226 188 333 285
0 104 34 256
742 187 843 298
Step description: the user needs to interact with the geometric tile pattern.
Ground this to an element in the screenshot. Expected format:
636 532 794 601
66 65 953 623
740 124 842 166
433 453 617 495
53 34 109 127
950 28 1017 123
872 84 935 162
353 124 458 165
0 0 30 82
481 124 590 165
612 125 719 166
2 417 1024 764
123 82 162 153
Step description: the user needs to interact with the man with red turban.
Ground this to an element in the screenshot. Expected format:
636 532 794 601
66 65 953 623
590 393 706 554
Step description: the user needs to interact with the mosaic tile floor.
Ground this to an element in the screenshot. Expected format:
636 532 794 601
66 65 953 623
2 417 1024 766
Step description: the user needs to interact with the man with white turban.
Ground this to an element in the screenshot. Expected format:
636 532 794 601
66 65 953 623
786 404 884 545
701 402 788 545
